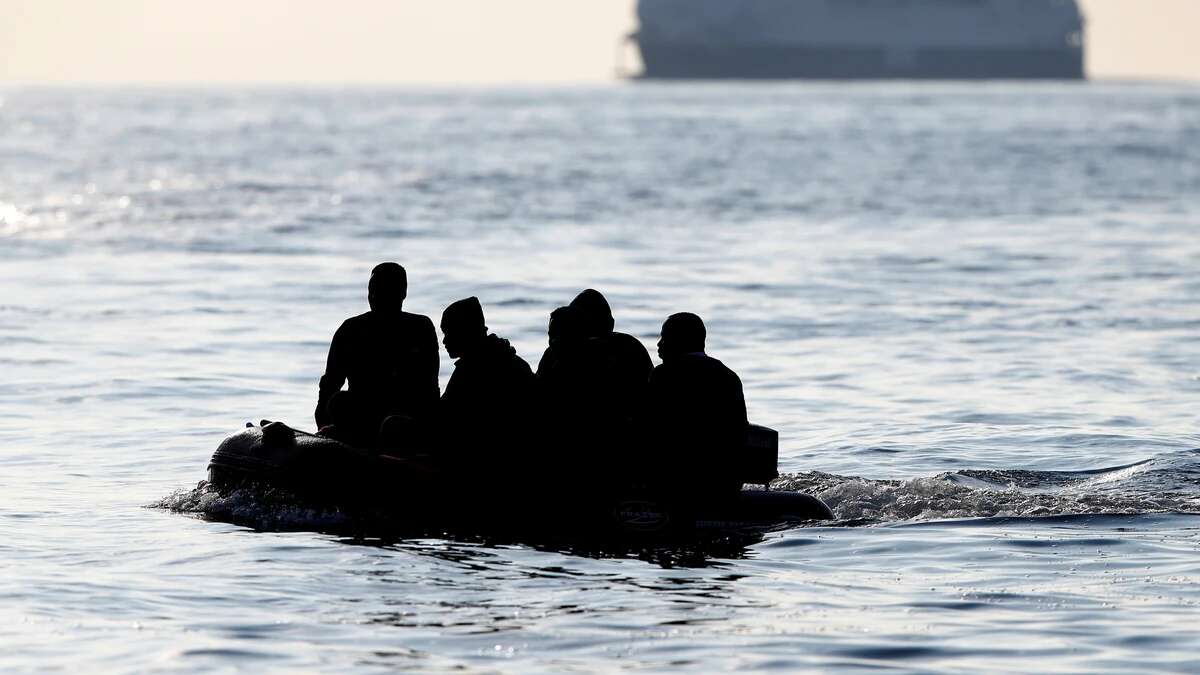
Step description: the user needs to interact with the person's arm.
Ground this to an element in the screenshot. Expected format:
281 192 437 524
315 322 349 428
732 372 748 428
625 336 655 421
535 346 554 378
420 316 440 411
640 365 671 477
635 339 653 383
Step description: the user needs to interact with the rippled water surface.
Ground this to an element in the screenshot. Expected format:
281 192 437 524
2 83 1199 672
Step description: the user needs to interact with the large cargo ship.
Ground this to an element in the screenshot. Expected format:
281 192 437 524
631 0 1085 80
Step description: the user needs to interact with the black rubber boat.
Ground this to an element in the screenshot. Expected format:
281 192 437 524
207 422 833 536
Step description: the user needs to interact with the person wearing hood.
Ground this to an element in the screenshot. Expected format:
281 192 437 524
439 297 538 479
643 312 748 501
531 290 653 494
534 305 595 455
535 305 587 399
315 262 439 447
537 289 653 427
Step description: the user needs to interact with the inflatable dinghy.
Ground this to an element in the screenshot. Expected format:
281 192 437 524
207 422 833 536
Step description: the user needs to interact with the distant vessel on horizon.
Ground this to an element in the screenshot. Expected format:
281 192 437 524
629 0 1086 80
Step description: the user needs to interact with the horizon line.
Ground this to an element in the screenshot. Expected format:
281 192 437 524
2 75 1199 89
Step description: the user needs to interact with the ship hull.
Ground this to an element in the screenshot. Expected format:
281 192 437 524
635 42 1084 80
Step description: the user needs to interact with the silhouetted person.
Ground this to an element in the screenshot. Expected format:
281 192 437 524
315 263 439 446
439 297 538 483
534 306 596 459
644 312 748 501
533 290 652 494
535 305 586 392
537 289 652 426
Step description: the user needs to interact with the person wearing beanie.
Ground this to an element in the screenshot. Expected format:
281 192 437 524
315 262 439 446
438 297 538 483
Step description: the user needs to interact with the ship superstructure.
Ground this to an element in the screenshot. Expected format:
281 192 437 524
632 0 1085 79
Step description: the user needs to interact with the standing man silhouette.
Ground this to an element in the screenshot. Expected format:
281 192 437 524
315 263 439 446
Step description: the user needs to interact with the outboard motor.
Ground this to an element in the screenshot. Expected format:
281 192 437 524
740 424 779 488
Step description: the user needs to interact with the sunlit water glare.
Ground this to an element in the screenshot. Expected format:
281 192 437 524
2 83 1199 672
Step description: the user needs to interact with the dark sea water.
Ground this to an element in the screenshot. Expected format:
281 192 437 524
2 83 1199 672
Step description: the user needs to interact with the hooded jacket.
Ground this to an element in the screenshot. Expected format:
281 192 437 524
441 334 538 467
537 290 653 430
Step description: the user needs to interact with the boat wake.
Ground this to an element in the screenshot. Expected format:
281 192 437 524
776 449 1200 523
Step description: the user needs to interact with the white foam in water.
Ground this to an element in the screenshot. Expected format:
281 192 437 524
155 482 353 531
775 452 1200 522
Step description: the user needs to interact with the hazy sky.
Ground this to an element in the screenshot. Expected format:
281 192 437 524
2 0 1198 84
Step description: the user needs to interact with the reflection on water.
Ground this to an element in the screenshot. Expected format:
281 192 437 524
349 538 758 636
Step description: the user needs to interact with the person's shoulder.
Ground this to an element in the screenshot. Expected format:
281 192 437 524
494 338 533 374
703 355 742 382
510 351 535 378
677 353 732 375
611 331 652 358
650 359 682 378
612 331 646 348
399 311 436 332
338 311 374 332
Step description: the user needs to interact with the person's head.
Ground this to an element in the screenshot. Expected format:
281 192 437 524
368 262 408 313
569 288 615 338
658 312 706 362
547 305 584 352
440 296 487 358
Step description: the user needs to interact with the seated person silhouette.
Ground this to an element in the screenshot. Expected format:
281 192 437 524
535 291 653 491
643 312 748 503
315 263 439 447
535 305 586 396
439 297 538 484
534 306 594 466
537 289 652 428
